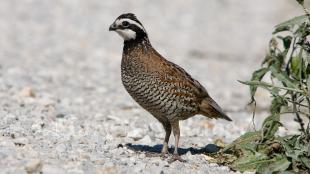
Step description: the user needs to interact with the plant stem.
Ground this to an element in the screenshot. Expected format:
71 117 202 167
252 100 257 131
285 36 297 73
302 4 310 17
306 98 310 135
292 93 306 134
280 111 310 116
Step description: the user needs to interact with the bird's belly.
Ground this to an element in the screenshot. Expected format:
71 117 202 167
121 73 198 119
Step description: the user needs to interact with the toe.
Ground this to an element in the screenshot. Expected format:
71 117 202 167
169 154 186 163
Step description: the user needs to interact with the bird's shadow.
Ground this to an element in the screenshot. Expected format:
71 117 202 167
122 143 221 156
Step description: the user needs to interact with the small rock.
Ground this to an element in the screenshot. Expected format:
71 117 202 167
127 149 135 154
56 113 65 118
94 113 104 120
14 137 29 147
200 120 215 129
74 97 84 104
31 122 44 132
114 129 127 137
25 159 42 174
183 151 195 161
104 161 115 167
138 153 146 158
110 148 125 156
39 98 56 106
0 138 15 148
20 87 36 98
137 135 152 144
106 115 121 122
42 165 65 174
96 166 118 173
148 123 161 132
127 128 145 140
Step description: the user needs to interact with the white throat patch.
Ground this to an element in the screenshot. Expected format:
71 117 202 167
116 29 136 40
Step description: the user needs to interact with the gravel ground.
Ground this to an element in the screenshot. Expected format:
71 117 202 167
0 1 307 174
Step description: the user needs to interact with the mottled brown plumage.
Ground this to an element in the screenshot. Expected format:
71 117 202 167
109 13 232 160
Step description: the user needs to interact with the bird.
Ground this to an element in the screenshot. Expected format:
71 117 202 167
109 13 232 161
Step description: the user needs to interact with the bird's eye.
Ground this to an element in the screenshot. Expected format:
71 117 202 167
122 21 129 27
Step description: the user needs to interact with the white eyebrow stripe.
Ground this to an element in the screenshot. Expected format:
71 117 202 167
116 18 145 32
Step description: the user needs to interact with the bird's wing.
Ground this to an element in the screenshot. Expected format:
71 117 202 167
147 49 209 99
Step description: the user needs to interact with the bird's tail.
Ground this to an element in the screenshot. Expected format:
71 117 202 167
199 97 232 121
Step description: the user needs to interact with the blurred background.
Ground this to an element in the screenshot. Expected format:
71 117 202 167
0 0 308 173
0 0 307 112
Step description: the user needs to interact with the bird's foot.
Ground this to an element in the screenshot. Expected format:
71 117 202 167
160 152 169 159
160 145 168 158
168 154 186 163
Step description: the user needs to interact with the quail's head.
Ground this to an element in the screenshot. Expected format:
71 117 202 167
109 13 147 41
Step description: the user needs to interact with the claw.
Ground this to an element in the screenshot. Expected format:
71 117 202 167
168 154 186 163
160 152 168 159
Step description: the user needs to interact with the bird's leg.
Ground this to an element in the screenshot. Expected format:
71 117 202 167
172 120 180 155
170 120 185 162
161 121 171 157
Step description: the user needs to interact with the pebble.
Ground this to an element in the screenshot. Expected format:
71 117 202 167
127 128 145 140
96 166 118 173
148 123 162 133
31 122 44 132
13 137 29 146
137 135 152 145
25 159 42 174
138 153 146 158
42 165 66 174
20 87 36 98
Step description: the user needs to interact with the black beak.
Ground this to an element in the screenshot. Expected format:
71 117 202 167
109 23 117 31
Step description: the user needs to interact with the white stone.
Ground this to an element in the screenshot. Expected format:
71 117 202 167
127 128 145 140
25 159 42 174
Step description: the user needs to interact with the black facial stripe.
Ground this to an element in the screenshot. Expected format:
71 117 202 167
118 24 145 34
131 24 145 34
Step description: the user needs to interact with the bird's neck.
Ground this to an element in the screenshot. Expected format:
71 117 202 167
123 37 151 53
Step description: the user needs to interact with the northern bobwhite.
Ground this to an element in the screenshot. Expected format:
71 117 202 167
109 13 232 160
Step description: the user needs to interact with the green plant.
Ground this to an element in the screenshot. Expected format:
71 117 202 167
222 1 310 173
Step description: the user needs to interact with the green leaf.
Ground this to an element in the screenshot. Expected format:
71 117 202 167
256 156 291 174
305 53 310 78
270 66 297 88
277 171 299 174
270 97 287 114
275 15 309 30
239 80 305 94
300 156 310 169
278 136 300 161
224 131 261 152
278 36 292 50
308 79 310 97
262 113 281 141
296 0 304 6
291 56 301 79
249 68 269 102
273 26 291 34
231 152 270 172
308 140 310 156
